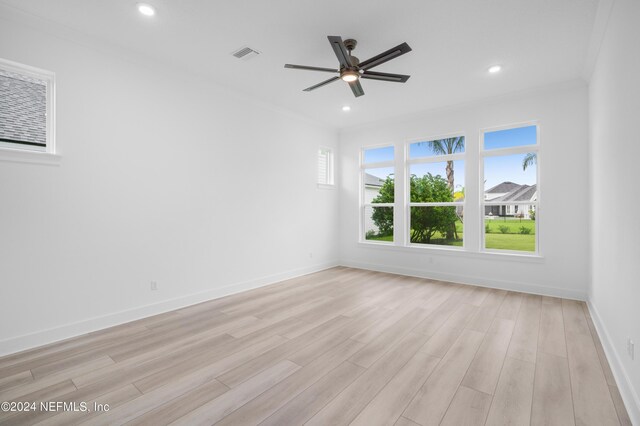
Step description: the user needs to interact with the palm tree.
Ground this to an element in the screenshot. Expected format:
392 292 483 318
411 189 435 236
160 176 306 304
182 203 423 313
421 137 464 240
522 153 537 170
423 137 465 192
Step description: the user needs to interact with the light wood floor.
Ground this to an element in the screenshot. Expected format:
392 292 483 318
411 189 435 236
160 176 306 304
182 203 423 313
0 267 632 426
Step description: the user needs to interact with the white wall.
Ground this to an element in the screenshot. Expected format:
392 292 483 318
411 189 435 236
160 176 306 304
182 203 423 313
0 11 339 355
339 84 590 300
588 0 640 421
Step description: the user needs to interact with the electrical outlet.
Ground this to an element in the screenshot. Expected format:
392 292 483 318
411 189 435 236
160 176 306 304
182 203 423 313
628 338 635 360
309 252 313 259
150 281 158 291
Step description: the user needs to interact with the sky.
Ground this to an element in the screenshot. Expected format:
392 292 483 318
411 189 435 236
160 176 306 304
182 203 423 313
363 125 537 191
483 126 537 190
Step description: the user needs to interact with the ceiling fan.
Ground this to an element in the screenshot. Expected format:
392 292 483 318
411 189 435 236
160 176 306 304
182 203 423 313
284 36 412 98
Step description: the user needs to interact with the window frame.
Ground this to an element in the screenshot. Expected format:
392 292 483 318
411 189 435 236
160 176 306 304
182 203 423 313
479 122 540 255
317 146 335 188
360 143 395 244
405 133 467 250
0 57 57 164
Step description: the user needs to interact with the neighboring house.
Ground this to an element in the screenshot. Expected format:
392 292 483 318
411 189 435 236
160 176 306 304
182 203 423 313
485 181 537 218
364 173 385 204
364 173 386 235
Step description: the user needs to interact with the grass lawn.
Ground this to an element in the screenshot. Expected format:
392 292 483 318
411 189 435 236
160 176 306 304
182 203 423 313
366 218 536 251
485 233 535 252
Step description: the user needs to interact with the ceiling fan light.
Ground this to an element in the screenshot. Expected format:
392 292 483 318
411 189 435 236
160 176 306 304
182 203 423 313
341 70 359 82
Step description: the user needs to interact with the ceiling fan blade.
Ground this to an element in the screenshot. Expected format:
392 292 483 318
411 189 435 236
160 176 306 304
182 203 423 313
361 70 411 83
349 80 365 97
284 64 338 73
327 36 353 68
359 42 412 71
303 76 341 92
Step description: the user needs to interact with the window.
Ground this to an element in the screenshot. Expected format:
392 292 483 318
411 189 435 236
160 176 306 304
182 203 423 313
481 124 538 253
408 137 465 247
361 146 394 243
317 147 334 186
0 58 55 154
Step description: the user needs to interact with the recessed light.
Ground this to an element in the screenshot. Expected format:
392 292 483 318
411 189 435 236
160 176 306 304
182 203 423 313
488 65 502 74
342 105 351 112
137 3 156 16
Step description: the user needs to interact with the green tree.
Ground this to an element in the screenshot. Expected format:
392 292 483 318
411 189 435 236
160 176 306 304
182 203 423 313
421 137 464 191
370 176 395 236
522 152 537 170
371 174 457 243
421 137 464 238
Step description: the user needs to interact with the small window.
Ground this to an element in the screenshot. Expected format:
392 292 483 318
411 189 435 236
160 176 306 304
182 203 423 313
318 147 334 186
363 146 394 164
483 125 536 150
0 58 55 154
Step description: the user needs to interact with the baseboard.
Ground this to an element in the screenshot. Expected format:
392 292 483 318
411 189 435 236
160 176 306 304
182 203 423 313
0 261 339 357
587 300 640 425
339 260 587 301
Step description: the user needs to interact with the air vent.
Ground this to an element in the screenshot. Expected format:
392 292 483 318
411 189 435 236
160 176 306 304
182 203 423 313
232 46 261 60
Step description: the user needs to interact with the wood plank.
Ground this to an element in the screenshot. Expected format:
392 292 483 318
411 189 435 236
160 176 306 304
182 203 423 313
538 297 567 358
609 385 633 426
495 292 523 321
0 355 113 402
287 307 381 366
531 351 575 426
583 303 617 387
71 333 235 389
394 417 421 426
440 385 492 426
0 370 33 391
350 351 440 426
462 318 515 395
215 338 364 426
134 334 287 394
420 325 464 358
125 379 228 425
168 360 300 425
349 307 434 368
484 357 535 426
565 330 619 425
305 331 431 426
562 299 590 335
403 329 485 426
80 376 228 425
0 325 149 372
506 293 541 363
215 315 351 388
467 289 508 333
0 380 78 424
259 361 365 426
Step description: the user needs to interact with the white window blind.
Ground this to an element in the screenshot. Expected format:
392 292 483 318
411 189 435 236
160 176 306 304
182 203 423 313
318 147 333 186
0 58 55 154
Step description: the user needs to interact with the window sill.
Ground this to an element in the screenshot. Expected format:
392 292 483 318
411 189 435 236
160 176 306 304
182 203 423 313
357 241 545 263
0 148 61 166
317 183 335 190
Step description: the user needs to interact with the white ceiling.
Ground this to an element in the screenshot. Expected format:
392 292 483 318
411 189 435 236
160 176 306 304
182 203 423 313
0 0 599 128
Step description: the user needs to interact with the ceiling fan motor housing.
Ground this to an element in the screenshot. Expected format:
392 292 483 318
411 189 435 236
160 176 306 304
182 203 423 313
344 38 358 51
